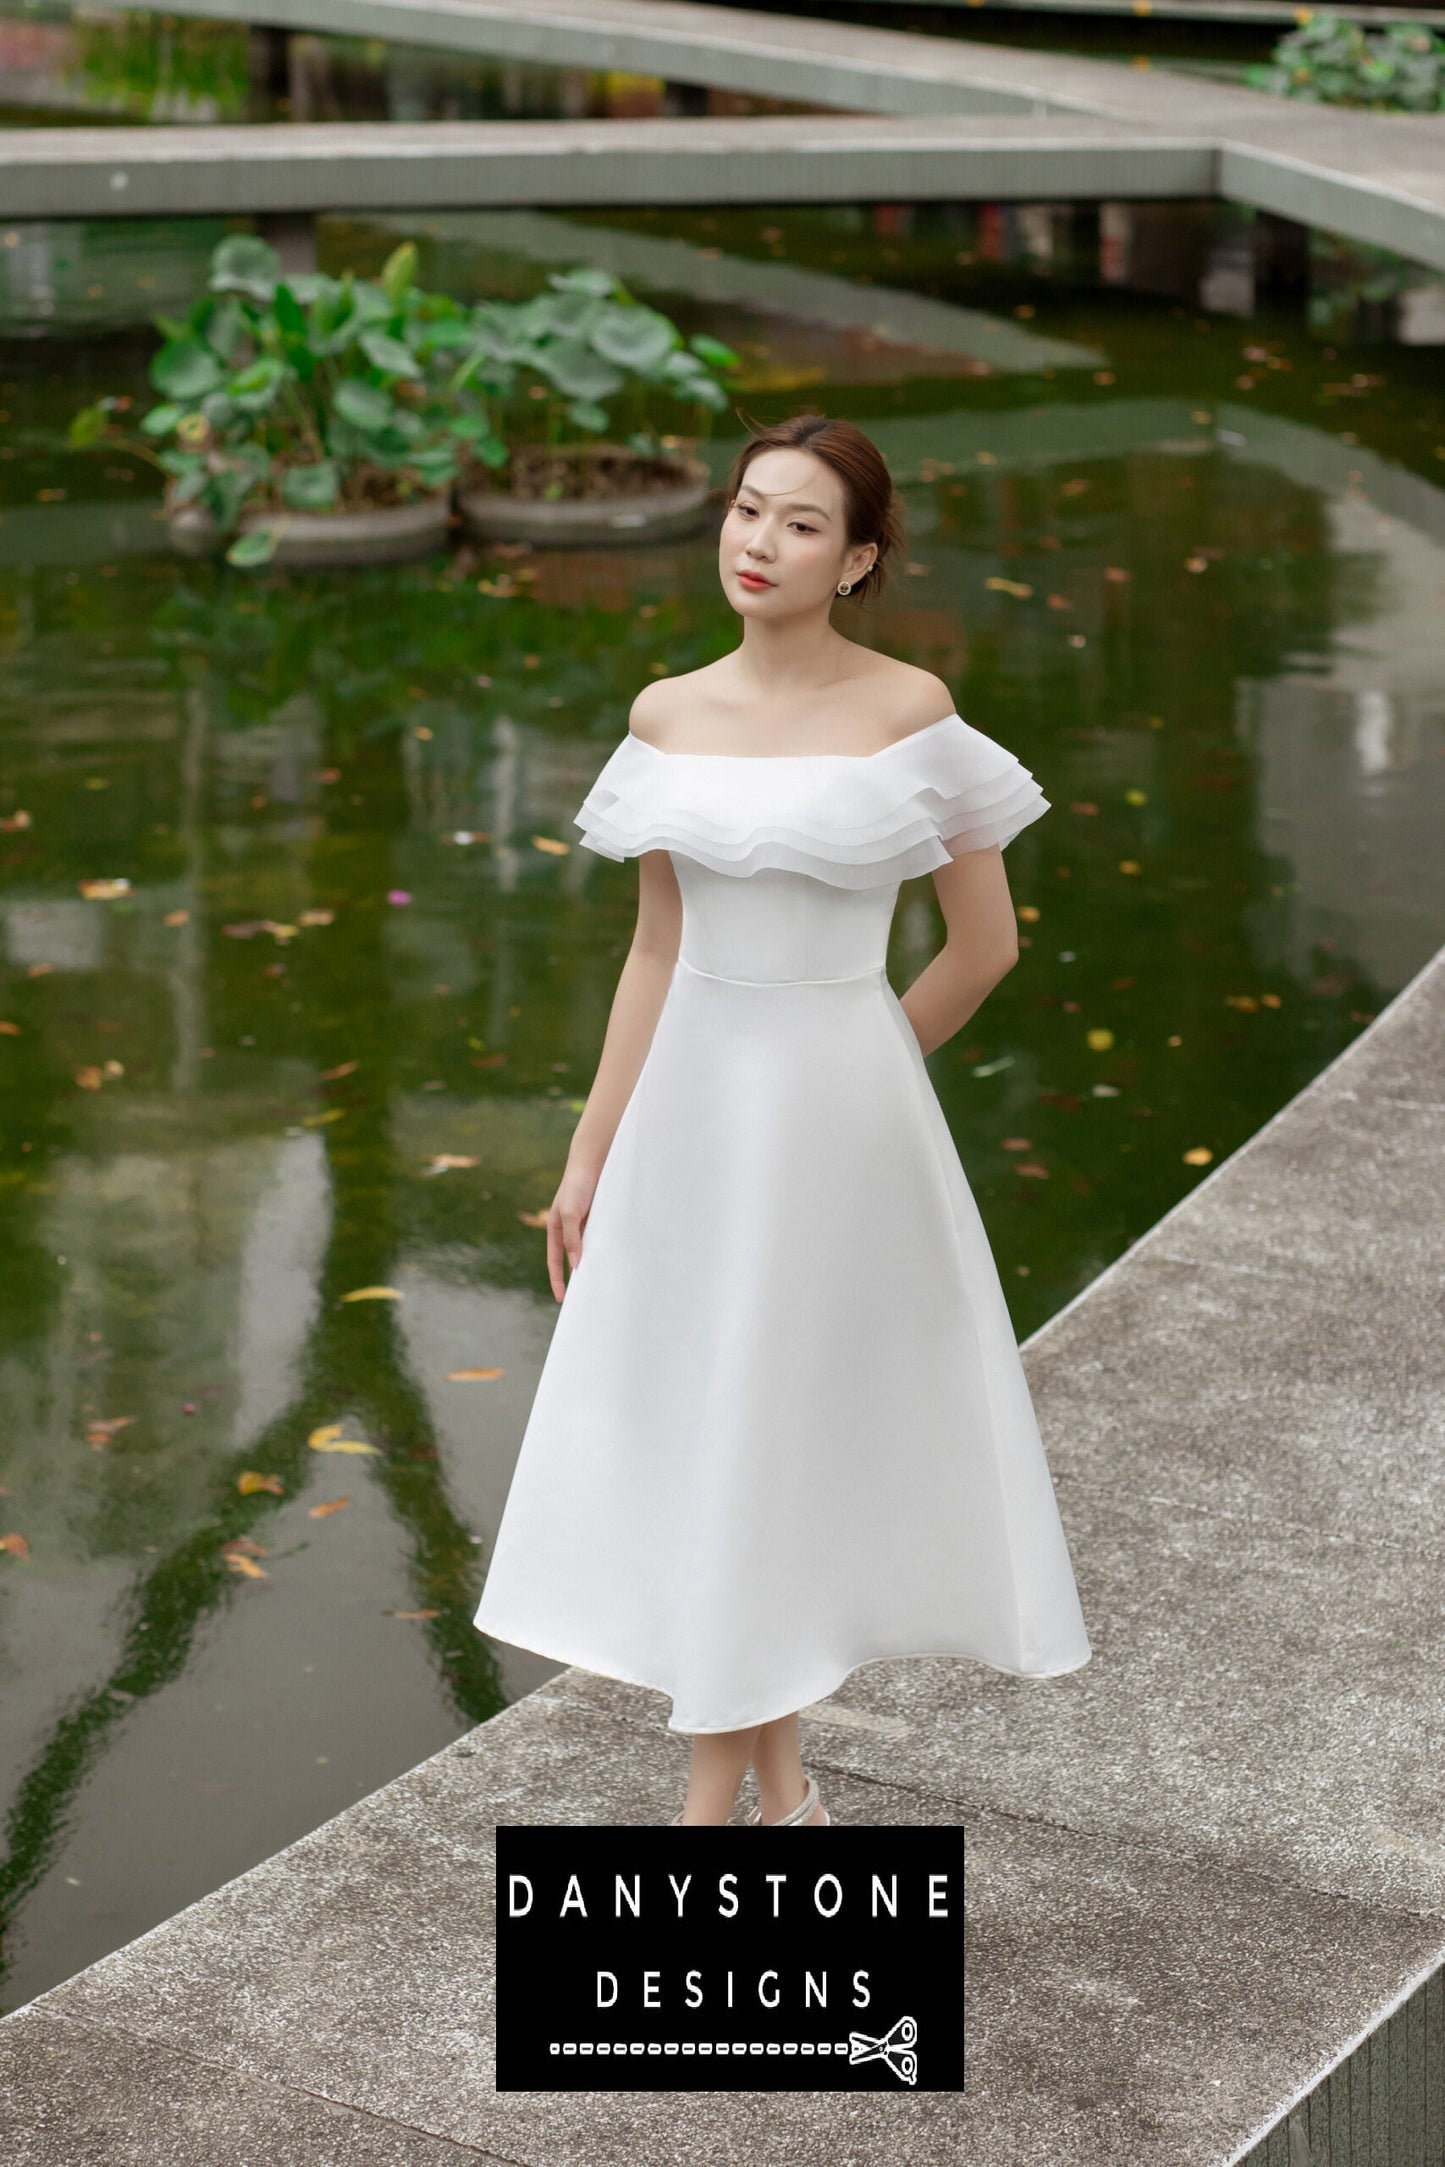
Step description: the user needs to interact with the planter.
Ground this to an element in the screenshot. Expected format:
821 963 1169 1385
167 491 453 567
458 443 711 548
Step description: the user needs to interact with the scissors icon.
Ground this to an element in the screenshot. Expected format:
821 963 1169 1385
848 2012 918 2085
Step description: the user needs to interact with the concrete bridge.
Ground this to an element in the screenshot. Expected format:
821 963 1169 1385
3 0 1445 270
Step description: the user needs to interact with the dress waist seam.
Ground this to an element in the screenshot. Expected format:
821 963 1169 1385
675 956 886 989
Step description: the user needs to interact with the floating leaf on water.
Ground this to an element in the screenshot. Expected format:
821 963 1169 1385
302 1108 346 1126
340 1286 401 1302
0 1021 20 1036
425 1155 479 1176
1086 1029 1115 1051
1118 861 1141 875
984 577 1032 599
1103 567 1131 583
1069 802 1099 817
320 1059 357 1080
300 908 335 927
85 1415 136 1446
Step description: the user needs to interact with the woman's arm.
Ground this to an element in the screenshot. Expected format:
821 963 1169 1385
898 844 1022 1060
547 848 681 1302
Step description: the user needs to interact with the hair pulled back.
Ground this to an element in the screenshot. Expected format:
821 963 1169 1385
722 409 903 605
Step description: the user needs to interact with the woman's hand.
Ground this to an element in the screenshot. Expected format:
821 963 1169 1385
547 1162 600 1303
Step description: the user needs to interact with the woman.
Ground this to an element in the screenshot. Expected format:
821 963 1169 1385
473 411 1091 1829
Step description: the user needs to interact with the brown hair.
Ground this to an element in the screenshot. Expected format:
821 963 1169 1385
722 409 903 605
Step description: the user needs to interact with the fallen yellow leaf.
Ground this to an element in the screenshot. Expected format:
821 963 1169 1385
446 1367 504 1381
226 1553 269 1578
308 1497 351 1518
85 1416 135 1444
237 1470 284 1496
341 1286 402 1302
310 1437 380 1455
0 1532 30 1558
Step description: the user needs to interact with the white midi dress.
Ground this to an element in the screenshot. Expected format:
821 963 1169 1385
472 710 1092 1733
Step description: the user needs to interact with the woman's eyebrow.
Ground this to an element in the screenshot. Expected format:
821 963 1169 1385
737 487 832 519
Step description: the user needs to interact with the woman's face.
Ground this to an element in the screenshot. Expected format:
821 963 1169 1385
718 446 876 618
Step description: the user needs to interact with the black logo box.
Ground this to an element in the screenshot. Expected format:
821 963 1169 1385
495 1825 966 2092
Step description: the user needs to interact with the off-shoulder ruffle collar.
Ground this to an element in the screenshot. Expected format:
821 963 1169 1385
573 711 1048 889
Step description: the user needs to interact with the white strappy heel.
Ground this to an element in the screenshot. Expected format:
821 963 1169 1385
671 1772 831 1825
746 1772 830 1827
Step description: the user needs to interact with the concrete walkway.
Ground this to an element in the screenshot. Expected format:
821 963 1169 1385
3 0 1445 270
2 920 1442 2160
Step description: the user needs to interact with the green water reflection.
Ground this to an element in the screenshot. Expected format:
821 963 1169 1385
2 201 1444 2014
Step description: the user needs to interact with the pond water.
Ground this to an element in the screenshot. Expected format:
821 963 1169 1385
2 196 1444 2014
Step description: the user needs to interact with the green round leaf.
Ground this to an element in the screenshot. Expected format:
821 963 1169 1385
280 461 341 511
590 304 676 374
359 329 423 379
151 338 225 400
225 525 280 568
333 379 396 431
210 235 282 304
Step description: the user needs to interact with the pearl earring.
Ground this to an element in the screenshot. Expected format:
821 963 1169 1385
836 580 852 596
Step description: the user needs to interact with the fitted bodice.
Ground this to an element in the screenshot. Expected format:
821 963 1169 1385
672 855 898 984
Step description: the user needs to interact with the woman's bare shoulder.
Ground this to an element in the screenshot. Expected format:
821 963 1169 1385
857 657 958 743
627 666 723 750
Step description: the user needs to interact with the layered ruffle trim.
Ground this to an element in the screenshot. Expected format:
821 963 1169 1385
573 712 1049 888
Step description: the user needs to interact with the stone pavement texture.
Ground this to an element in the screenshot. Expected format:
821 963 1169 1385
2 934 1442 2162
